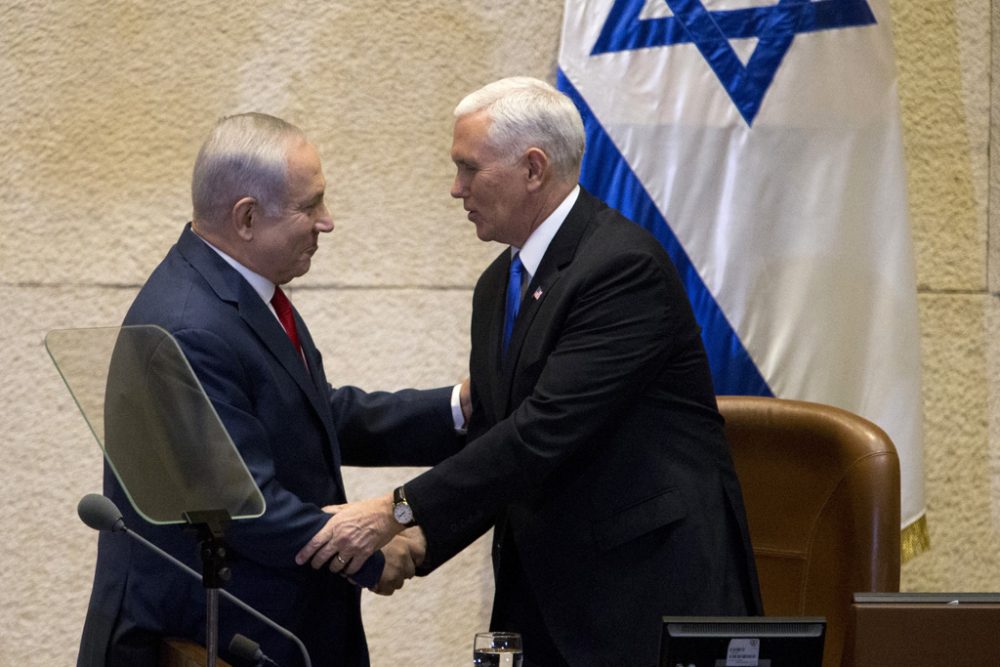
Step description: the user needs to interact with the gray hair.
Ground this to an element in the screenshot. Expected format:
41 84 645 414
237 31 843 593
191 112 306 226
454 76 585 182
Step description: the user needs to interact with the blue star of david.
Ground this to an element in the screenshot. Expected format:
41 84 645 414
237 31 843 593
591 0 876 125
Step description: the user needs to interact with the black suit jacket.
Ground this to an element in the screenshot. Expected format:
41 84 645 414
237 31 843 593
408 189 761 665
78 225 461 667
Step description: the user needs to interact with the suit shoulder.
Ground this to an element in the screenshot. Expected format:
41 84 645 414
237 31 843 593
472 247 511 294
125 247 232 333
583 204 673 265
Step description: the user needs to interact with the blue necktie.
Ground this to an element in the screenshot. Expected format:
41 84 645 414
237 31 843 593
502 254 525 356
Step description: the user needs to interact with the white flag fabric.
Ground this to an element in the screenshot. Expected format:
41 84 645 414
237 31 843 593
558 0 926 553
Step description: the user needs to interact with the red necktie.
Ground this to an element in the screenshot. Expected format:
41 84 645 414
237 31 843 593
271 286 302 356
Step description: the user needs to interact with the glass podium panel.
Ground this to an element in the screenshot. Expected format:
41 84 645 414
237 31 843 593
46 325 265 525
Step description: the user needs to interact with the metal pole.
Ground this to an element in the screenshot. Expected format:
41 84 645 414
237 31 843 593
206 587 219 667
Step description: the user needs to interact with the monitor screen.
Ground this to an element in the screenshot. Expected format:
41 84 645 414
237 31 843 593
659 616 825 667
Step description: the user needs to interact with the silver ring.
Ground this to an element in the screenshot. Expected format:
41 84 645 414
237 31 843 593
335 554 347 564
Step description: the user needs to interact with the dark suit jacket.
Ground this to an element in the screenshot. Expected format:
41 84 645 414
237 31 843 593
78 225 461 667
408 189 762 666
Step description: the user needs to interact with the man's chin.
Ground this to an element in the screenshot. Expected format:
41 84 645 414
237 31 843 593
282 260 312 284
473 224 493 243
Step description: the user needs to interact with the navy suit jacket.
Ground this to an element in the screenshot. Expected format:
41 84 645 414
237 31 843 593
407 189 762 666
78 225 461 667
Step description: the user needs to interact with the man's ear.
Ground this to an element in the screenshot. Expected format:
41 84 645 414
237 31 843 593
231 197 257 241
525 147 549 192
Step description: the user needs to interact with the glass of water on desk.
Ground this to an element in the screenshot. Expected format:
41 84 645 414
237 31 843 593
473 631 523 667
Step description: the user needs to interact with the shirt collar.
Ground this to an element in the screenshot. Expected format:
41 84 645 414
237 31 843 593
194 229 277 305
511 185 580 278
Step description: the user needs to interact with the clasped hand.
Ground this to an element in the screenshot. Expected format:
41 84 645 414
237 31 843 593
295 494 423 595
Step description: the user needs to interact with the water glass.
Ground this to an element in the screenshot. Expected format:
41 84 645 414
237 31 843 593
472 631 523 667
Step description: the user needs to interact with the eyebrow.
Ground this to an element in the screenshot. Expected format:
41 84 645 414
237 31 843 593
302 192 324 208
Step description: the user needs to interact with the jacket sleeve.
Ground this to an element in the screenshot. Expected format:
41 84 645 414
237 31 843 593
330 384 464 467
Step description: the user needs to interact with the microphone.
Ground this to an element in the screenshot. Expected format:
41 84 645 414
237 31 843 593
78 492 125 532
77 493 313 667
229 633 280 667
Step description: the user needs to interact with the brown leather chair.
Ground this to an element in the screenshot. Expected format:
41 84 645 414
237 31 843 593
718 396 901 667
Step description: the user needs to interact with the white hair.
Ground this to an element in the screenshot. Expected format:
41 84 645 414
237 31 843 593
191 112 306 226
454 76 585 182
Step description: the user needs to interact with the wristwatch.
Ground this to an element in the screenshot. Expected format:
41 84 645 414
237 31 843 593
392 486 416 527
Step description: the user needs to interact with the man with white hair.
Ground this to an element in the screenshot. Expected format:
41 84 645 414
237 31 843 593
300 78 762 666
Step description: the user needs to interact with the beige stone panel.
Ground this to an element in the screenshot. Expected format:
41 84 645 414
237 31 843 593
0 284 137 666
1 3 209 285
0 1 563 289
991 0 1000 293
291 283 474 388
902 293 1000 591
891 0 987 291
292 3 565 290
989 296 1000 542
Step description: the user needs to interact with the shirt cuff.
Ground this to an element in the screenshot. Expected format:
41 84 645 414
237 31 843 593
450 383 467 434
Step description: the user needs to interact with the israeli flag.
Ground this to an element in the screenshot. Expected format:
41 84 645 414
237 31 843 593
558 0 926 551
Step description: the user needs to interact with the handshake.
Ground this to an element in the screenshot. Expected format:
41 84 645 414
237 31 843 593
295 493 423 596
293 379 470 595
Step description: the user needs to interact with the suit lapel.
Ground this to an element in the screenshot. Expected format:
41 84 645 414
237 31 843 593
176 227 341 466
478 253 509 422
294 313 345 479
498 190 599 412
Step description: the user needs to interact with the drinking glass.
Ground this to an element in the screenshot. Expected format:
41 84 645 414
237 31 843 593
472 631 523 667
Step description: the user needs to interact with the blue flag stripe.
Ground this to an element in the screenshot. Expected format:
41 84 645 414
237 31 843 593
557 70 772 397
590 0 877 124
591 0 876 54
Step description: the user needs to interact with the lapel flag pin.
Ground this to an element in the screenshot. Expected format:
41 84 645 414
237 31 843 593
533 287 543 300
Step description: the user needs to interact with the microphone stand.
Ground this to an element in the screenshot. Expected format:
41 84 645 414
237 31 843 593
79 494 313 667
184 509 233 667
132 518 312 666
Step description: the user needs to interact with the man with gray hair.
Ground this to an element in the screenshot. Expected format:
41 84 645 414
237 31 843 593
300 77 762 665
78 112 466 667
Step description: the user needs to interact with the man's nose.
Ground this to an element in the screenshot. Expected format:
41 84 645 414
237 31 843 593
450 175 465 199
317 206 334 232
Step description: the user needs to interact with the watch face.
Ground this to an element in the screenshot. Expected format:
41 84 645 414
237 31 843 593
394 503 414 525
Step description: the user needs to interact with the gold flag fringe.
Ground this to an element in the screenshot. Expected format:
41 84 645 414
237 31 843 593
901 514 930 563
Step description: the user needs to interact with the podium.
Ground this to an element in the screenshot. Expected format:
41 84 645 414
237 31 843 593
160 639 234 667
844 592 1000 666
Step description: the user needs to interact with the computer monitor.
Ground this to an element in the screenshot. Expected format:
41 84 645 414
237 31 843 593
659 616 825 667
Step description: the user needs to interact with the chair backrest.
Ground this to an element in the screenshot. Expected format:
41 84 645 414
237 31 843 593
717 396 901 667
